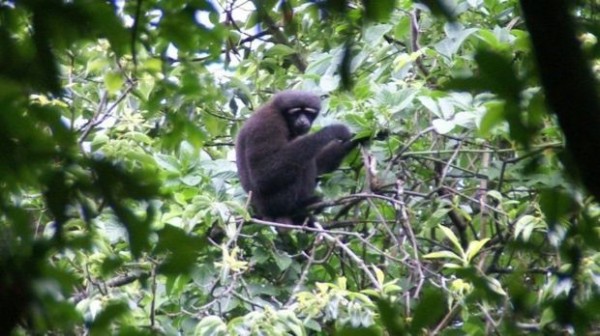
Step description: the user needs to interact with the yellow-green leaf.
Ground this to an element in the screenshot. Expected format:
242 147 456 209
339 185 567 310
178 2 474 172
373 266 385 285
486 276 507 296
438 225 463 254
104 72 124 94
423 250 462 261
143 58 162 73
267 44 296 56
465 238 490 262
514 215 542 241
443 263 463 269
382 284 403 295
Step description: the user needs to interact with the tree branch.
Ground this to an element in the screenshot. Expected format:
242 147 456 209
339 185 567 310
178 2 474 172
520 0 600 199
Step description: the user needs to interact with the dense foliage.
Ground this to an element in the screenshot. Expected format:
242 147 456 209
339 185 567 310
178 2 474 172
2 0 600 334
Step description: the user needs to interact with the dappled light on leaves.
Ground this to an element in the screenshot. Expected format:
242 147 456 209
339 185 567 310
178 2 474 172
1 0 600 334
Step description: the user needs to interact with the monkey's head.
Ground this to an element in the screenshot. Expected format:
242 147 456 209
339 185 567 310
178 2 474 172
272 90 321 137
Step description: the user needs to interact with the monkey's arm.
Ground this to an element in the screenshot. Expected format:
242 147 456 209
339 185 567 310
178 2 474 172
248 125 351 192
315 140 356 175
315 130 390 175
282 124 352 159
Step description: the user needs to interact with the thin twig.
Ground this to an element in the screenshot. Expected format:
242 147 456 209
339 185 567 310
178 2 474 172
312 222 382 291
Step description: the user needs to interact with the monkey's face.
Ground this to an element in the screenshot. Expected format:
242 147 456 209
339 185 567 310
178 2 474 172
286 107 318 136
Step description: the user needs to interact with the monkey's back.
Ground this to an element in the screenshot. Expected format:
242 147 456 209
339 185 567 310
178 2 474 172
235 106 315 218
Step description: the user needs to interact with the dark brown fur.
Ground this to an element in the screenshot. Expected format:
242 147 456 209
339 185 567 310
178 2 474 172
235 90 355 224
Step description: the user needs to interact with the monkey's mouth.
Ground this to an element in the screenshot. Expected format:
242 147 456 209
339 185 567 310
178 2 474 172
294 124 311 135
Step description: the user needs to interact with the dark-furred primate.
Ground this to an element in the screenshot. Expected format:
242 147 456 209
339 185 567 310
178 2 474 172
235 90 355 224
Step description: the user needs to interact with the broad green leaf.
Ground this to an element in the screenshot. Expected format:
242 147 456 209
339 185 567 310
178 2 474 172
154 154 180 173
424 207 452 229
382 284 402 295
142 58 162 72
479 101 505 136
539 308 556 328
181 174 202 186
267 44 296 57
418 96 441 117
87 58 109 73
274 252 293 271
410 287 446 333
362 0 395 21
486 190 503 202
393 49 426 73
179 140 197 163
435 24 478 59
363 24 393 44
166 274 190 297
514 215 541 241
319 74 340 92
104 72 124 94
89 302 129 333
432 118 455 134
376 299 407 335
195 316 227 336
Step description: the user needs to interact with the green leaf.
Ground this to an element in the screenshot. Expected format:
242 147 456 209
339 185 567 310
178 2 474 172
486 190 503 202
514 215 541 241
442 262 463 269
89 302 129 334
382 284 403 295
539 308 555 328
485 276 507 296
87 58 109 73
104 72 124 94
423 250 463 261
362 0 394 21
424 207 452 229
155 224 206 274
437 225 463 255
204 113 223 136
418 96 441 118
166 274 190 297
320 74 340 92
363 24 393 44
465 238 490 262
154 154 180 173
181 174 202 186
373 266 384 286
540 189 578 229
479 101 505 136
410 287 446 333
179 140 197 162
195 316 227 336
432 118 455 134
267 44 296 57
376 299 407 335
475 49 522 101
435 24 478 59
274 252 293 271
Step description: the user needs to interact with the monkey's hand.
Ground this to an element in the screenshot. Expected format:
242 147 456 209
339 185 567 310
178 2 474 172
324 124 352 142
